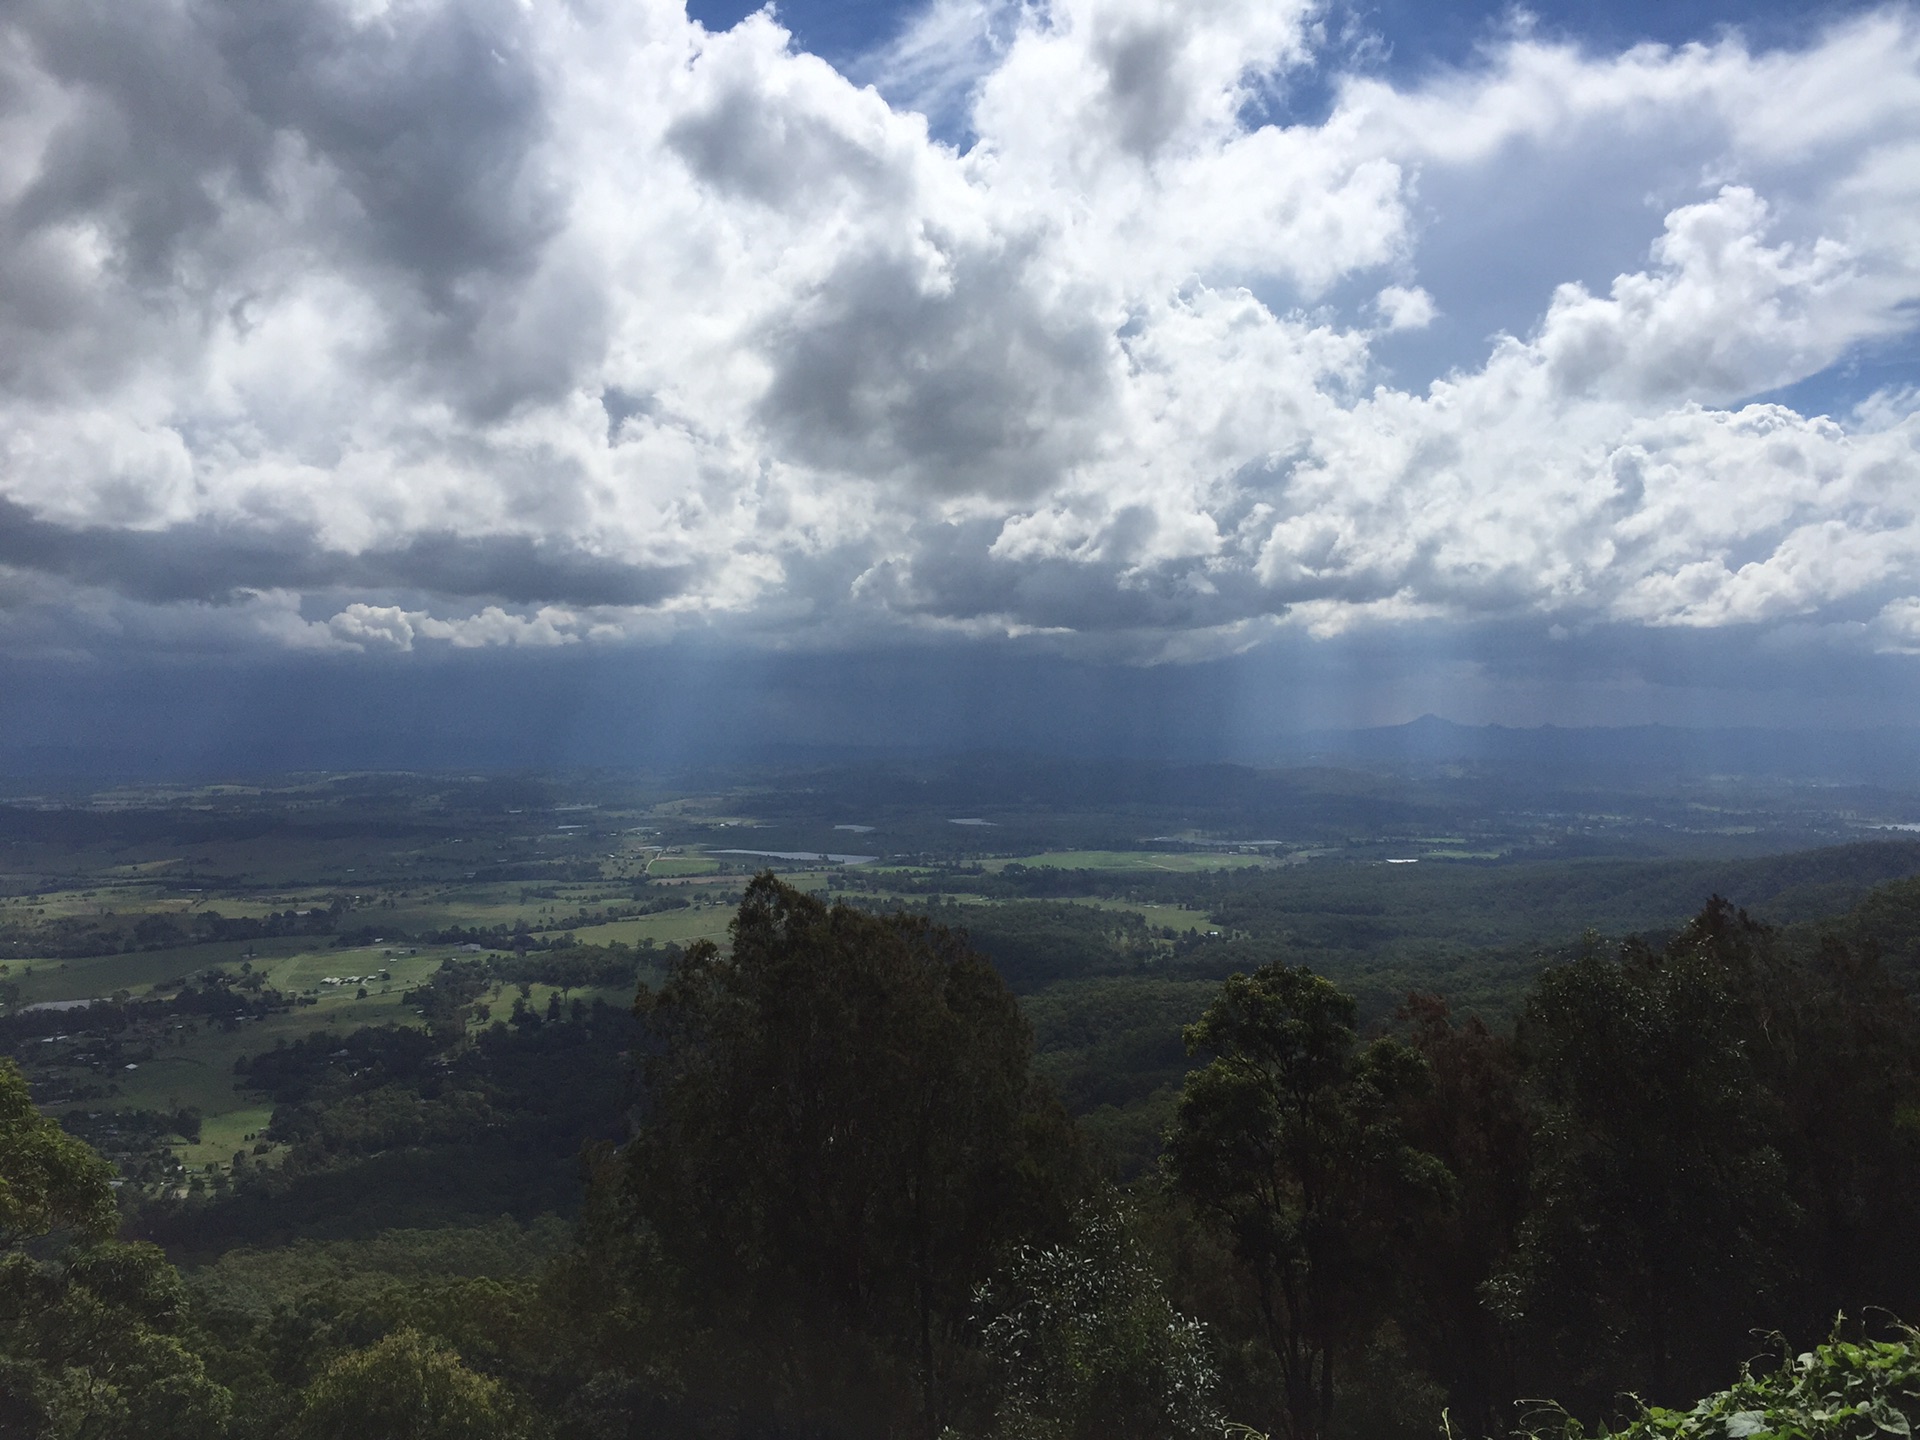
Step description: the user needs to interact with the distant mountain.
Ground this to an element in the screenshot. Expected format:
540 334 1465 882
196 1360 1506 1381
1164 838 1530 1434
1282 715 1920 785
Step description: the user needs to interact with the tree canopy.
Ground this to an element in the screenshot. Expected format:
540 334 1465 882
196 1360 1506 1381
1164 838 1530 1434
1165 963 1448 1440
292 1328 523 1440
0 1059 231 1438
0 1058 116 1248
594 874 1087 1434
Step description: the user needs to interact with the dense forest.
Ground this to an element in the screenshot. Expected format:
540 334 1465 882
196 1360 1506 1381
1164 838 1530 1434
6 871 1920 1437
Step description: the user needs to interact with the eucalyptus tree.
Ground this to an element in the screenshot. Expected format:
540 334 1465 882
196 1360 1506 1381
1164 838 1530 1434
1165 964 1447 1440
597 874 1086 1436
0 1059 231 1438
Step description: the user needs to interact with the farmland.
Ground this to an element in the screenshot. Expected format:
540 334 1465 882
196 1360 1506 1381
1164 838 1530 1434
8 758 1920 1439
8 759 1920 1204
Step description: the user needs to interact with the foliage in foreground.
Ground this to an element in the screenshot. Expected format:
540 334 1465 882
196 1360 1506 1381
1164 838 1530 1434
9 869 1920 1439
0 1059 231 1438
1519 1328 1920 1440
972 1200 1223 1440
588 873 1095 1435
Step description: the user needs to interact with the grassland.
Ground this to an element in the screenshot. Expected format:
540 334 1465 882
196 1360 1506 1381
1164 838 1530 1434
39 957 647 1173
646 855 721 877
991 850 1282 872
1073 897 1212 932
9 768 1920 1210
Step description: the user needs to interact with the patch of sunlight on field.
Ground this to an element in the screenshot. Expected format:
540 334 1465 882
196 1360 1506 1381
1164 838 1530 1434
8 886 195 922
70 998 424 1167
647 855 720 877
560 909 735 948
262 946 445 999
182 1103 276 1170
399 880 640 931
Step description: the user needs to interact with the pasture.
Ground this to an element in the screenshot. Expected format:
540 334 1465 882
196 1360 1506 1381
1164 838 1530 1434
991 850 1282 873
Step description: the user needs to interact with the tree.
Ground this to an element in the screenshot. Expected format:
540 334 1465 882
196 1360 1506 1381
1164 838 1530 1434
975 1197 1222 1440
596 874 1085 1436
1758 932 1920 1341
1392 994 1531 1436
293 1328 523 1440
0 1058 116 1248
0 1060 230 1438
0 1241 235 1439
1493 903 1802 1414
1164 964 1446 1440
1493 899 1920 1420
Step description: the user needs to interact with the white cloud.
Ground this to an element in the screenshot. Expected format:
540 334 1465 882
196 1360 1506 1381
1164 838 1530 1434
1375 285 1435 331
329 603 418 652
328 601 586 650
1875 595 1920 652
0 0 1917 666
860 0 1022 134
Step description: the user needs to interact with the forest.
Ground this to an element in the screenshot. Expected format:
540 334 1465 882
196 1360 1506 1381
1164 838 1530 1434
7 855 1920 1438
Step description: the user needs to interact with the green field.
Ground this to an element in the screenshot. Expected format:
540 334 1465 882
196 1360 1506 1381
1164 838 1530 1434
552 911 736 948
646 855 720 877
8 765 1920 1437
1074 897 1212 932
992 850 1282 873
53 996 419 1169
11 940 448 1008
46 966 644 1172
10 770 1918 1216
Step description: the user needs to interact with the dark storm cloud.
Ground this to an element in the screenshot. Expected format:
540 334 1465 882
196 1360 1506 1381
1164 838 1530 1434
756 239 1117 498
1 0 572 417
0 499 693 609
208 0 585 417
0 0 1917 691
6 1 271 252
375 532 694 608
858 514 1274 633
209 0 558 286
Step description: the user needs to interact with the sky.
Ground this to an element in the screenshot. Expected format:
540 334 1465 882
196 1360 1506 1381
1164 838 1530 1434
3 0 1920 768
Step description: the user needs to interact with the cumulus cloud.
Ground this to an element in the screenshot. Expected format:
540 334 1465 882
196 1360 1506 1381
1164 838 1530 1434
1375 286 1435 331
327 600 589 650
0 0 1918 665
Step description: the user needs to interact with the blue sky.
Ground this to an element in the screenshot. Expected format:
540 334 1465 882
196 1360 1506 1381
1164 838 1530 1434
2 0 1919 766
690 0 1882 80
700 0 1920 431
